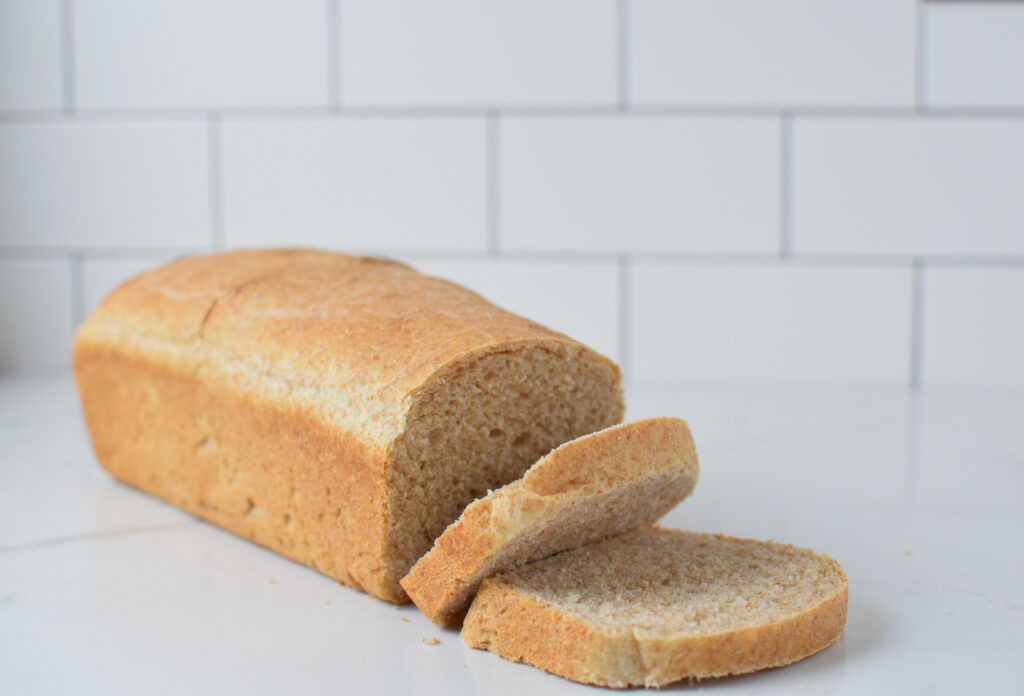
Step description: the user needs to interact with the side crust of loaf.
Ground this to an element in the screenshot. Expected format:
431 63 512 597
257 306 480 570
401 418 699 626
72 341 392 597
462 531 848 688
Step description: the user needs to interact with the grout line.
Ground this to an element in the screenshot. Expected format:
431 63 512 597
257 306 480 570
327 0 341 111
910 258 927 390
914 0 928 112
4 246 1024 267
779 113 795 259
0 247 208 260
616 0 630 111
486 112 501 255
59 0 75 113
617 256 632 383
69 251 84 327
904 389 923 508
207 114 225 250
7 104 1024 124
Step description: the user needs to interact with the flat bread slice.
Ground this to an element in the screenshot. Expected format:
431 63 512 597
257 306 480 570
400 418 699 626
462 527 847 688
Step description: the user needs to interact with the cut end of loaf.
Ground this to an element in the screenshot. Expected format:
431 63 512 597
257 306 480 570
401 417 699 626
462 527 848 688
382 341 624 599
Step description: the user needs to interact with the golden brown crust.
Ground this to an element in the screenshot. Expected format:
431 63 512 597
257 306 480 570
72 248 622 601
72 338 394 598
401 418 699 626
462 531 848 688
462 579 635 685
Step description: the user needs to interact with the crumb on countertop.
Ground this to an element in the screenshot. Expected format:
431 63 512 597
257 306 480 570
401 617 409 623
904 550 912 557
325 600 332 606
422 637 440 646
269 577 278 584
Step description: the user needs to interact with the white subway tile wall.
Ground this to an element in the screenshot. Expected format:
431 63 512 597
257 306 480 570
0 0 62 112
74 0 328 109
631 264 913 383
925 3 1024 108
923 268 1024 387
222 118 487 250
341 0 617 106
0 0 1021 386
0 122 210 249
793 118 1024 256
500 117 779 253
630 0 916 107
0 259 73 372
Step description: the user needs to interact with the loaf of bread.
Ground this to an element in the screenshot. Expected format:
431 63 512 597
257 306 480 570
71 249 624 602
462 527 848 687
402 417 699 626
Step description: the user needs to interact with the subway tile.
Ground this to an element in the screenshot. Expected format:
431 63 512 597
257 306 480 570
81 256 183 318
222 118 487 251
501 117 779 253
926 3 1024 108
0 0 62 111
793 118 1024 256
630 0 915 107
0 259 73 373
409 259 620 362
75 0 327 109
340 0 616 106
631 263 912 383
923 268 1024 387
0 122 209 249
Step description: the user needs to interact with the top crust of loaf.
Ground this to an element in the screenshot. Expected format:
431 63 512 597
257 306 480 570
462 527 848 688
73 248 619 449
401 417 699 626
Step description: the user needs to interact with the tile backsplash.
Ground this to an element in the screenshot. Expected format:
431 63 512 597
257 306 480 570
1 0 1021 387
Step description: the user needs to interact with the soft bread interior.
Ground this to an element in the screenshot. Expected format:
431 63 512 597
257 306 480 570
385 344 624 594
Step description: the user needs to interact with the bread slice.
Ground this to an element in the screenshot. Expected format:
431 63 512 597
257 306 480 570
462 527 847 688
401 418 699 626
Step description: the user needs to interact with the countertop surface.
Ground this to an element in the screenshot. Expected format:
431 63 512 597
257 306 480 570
1 377 1021 695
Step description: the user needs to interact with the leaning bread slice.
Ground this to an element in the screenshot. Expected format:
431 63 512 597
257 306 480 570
401 418 699 626
462 527 847 688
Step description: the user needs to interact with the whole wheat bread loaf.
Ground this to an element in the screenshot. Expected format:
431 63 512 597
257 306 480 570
402 417 699 626
462 526 848 687
71 248 623 602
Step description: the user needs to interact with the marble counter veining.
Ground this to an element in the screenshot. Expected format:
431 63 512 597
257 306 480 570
1 377 1021 694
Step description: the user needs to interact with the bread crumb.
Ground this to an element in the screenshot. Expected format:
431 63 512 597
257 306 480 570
422 637 440 645
325 600 333 606
269 577 278 584
463 664 468 669
904 550 912 557
947 610 954 615
401 618 409 623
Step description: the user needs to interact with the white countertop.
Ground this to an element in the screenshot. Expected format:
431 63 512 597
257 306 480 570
2 377 1021 694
